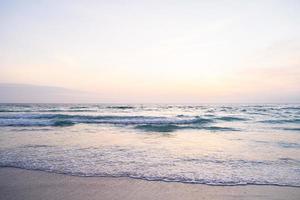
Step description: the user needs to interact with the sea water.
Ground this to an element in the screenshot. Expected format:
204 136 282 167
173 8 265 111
0 104 299 186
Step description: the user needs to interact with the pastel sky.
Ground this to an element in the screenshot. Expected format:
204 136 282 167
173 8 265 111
0 0 300 103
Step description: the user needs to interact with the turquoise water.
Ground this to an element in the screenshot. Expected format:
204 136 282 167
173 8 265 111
0 104 300 186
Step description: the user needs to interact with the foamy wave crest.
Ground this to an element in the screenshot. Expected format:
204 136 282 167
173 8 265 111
1 146 300 186
0 114 215 130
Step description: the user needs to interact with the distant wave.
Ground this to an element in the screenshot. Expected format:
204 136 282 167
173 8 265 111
134 124 238 132
215 116 248 121
260 119 300 124
1 104 299 133
0 109 97 113
69 106 89 109
105 106 135 109
201 126 239 131
281 106 300 110
0 109 31 112
40 109 98 112
135 124 182 132
278 142 300 149
282 127 300 131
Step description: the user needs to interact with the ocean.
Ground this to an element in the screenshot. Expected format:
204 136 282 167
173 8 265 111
0 104 299 186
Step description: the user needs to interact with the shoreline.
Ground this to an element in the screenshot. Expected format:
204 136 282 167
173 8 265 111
1 167 300 200
1 166 300 188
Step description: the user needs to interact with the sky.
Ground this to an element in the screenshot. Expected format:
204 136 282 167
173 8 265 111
0 0 300 103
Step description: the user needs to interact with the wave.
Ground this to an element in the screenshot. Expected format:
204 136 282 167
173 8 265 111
201 126 239 131
134 124 182 132
106 106 135 109
38 109 98 112
282 127 300 131
0 109 97 113
280 106 300 110
278 142 300 149
0 114 214 128
134 124 238 132
1 104 299 132
52 120 75 127
0 118 236 131
260 119 300 124
1 160 299 187
0 120 50 127
69 106 89 109
0 109 32 112
215 116 248 121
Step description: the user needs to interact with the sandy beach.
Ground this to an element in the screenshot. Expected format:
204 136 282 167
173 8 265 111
0 167 299 200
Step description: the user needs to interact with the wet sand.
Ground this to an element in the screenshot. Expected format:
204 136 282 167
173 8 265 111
0 167 299 200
